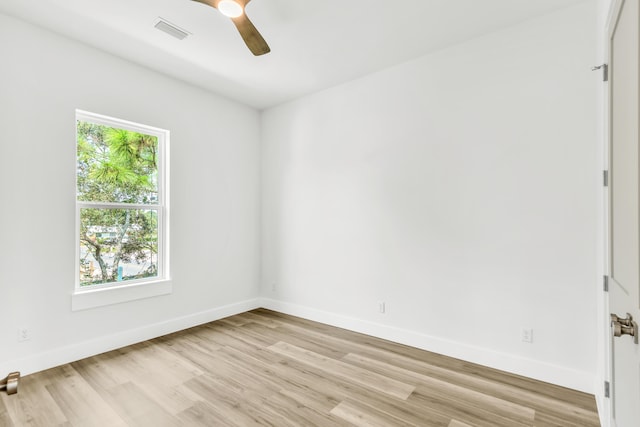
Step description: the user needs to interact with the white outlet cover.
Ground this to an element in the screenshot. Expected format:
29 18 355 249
18 327 31 342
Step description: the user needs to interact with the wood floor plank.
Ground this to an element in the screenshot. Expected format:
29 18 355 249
206 321 278 350
236 344 457 427
266 389 354 426
236 311 282 328
344 348 598 426
257 391 346 427
2 309 600 426
71 351 132 390
155 333 229 373
203 321 275 351
176 400 237 427
218 341 447 427
210 346 410 427
533 410 594 427
253 309 596 412
205 349 283 399
228 320 504 426
409 386 533 427
122 341 204 386
72 343 202 417
183 374 285 426
243 321 349 360
118 343 203 415
105 381 181 427
263 312 598 425
179 383 265 427
216 314 251 327
214 330 457 427
268 341 416 400
330 400 419 427
44 365 127 427
158 325 224 354
343 352 536 423
1 370 69 427
0 394 15 427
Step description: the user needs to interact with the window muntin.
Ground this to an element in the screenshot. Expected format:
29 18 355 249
76 111 168 290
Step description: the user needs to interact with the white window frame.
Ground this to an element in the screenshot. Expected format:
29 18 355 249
72 110 171 311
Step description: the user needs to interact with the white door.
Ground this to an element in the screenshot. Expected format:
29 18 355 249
607 1 640 426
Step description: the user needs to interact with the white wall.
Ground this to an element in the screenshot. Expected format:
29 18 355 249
0 13 261 375
261 3 598 392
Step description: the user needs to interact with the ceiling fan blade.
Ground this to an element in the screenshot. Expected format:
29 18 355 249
191 0 216 7
191 0 251 7
191 0 270 56
231 13 270 56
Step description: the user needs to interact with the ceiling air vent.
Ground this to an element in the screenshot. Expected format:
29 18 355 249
154 18 190 40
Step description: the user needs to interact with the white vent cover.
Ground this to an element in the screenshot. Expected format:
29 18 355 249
154 18 190 40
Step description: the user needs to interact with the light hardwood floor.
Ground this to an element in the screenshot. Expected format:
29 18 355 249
1 309 600 426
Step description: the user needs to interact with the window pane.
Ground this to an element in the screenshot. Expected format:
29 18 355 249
80 208 159 286
77 121 158 204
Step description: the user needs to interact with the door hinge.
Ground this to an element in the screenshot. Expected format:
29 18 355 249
603 170 609 187
592 64 608 82
604 275 609 292
604 381 610 398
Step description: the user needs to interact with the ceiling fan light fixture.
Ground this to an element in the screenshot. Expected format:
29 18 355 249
218 0 243 18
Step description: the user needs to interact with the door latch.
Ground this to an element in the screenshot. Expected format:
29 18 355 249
611 313 639 344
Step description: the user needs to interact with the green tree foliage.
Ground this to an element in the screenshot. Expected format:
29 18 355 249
77 121 159 285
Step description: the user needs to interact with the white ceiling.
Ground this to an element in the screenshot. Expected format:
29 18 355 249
0 0 588 109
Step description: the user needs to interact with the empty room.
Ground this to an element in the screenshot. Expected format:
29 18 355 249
0 0 637 425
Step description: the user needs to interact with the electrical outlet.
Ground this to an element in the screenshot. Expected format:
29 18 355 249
379 301 386 314
18 327 31 342
521 328 533 343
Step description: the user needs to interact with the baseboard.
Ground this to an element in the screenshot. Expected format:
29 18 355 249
1 297 596 395
259 298 596 394
0 298 261 377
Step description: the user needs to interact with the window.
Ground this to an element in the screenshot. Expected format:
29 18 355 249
74 110 170 309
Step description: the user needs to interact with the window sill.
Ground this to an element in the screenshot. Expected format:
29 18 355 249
71 279 172 311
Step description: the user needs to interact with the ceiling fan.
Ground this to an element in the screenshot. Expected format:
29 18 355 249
192 0 270 56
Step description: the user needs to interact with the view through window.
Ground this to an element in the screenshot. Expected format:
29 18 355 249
76 111 167 289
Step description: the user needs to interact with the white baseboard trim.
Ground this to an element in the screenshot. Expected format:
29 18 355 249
0 298 261 377
1 297 595 395
259 298 596 394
